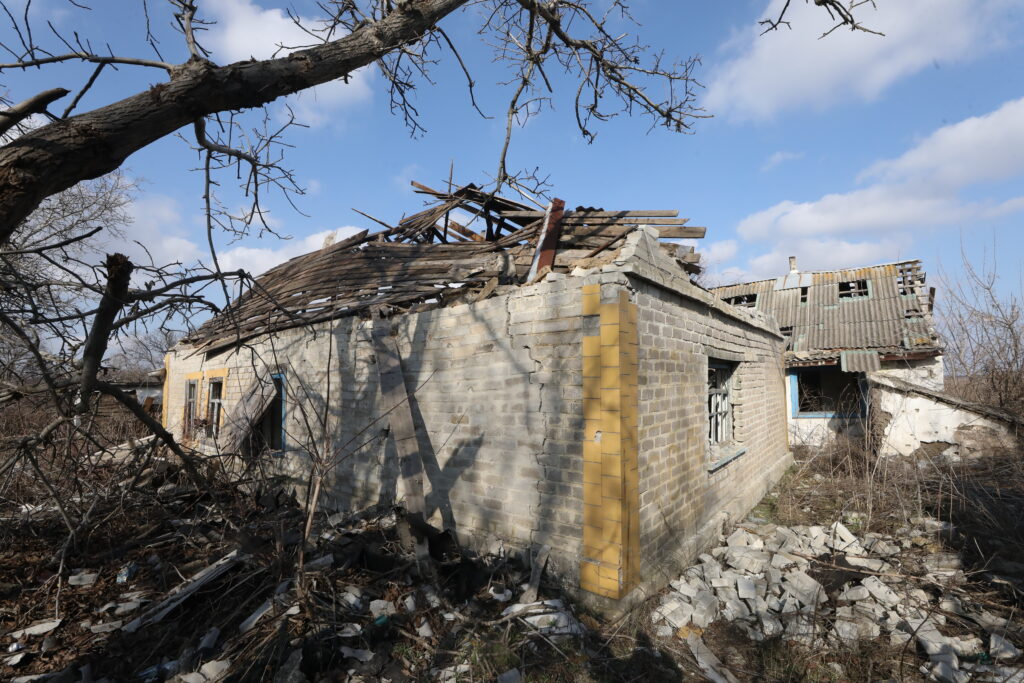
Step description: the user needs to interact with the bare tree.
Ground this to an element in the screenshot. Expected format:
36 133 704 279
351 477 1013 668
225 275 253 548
0 0 881 240
939 250 1024 416
0 0 882 549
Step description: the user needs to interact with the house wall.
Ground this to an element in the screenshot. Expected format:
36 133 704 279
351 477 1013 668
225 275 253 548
630 280 790 589
873 355 944 391
164 229 792 605
872 383 1018 458
165 274 590 583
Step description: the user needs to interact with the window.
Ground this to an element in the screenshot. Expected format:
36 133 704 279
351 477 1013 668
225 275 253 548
723 293 757 308
799 286 809 304
838 279 869 299
184 380 198 437
791 367 862 417
253 375 285 453
206 379 223 438
707 362 735 447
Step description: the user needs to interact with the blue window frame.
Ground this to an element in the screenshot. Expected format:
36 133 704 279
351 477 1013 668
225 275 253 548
789 368 865 419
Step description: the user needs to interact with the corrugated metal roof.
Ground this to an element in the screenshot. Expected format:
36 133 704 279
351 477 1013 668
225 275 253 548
841 350 881 372
712 259 941 358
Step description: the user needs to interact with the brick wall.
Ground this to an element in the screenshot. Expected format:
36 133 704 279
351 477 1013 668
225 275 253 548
164 228 792 605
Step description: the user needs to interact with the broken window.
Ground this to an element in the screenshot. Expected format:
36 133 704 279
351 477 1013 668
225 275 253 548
792 367 861 416
708 361 735 448
206 379 223 438
723 293 757 308
184 380 198 437
838 279 869 299
800 286 809 304
252 374 285 453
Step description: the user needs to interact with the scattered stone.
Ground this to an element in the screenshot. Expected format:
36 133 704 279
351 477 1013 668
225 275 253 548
501 600 583 640
990 633 1022 661
416 620 434 639
369 600 396 618
861 576 900 607
89 620 122 634
838 585 870 601
7 619 62 639
781 570 826 607
69 571 98 587
690 592 719 629
736 577 757 600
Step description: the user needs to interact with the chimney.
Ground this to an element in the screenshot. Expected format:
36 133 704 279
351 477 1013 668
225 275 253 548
788 255 798 273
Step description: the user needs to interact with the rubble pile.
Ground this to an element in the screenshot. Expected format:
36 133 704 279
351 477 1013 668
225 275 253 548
1 482 587 683
653 519 1023 683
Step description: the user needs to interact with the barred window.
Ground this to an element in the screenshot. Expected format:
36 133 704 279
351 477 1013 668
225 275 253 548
707 361 735 448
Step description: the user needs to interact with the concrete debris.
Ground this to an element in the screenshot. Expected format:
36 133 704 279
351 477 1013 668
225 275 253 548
686 635 739 683
501 600 584 640
369 599 397 618
7 619 63 639
68 571 98 587
990 633 1022 660
655 518 1022 683
89 620 122 634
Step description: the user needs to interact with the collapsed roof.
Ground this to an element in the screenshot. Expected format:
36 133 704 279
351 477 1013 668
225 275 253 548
711 259 941 368
184 182 705 353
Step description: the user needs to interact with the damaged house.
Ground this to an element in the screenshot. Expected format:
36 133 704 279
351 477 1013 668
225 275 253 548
161 184 791 605
712 259 1020 457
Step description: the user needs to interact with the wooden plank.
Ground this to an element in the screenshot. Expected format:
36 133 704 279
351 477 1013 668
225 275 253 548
527 198 565 282
502 210 679 218
560 217 689 225
519 544 551 604
561 223 706 240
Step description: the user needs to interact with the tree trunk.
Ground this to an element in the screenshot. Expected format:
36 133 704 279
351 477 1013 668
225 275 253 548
0 0 468 244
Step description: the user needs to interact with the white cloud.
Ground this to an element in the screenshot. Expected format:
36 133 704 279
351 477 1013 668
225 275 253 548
761 151 802 172
705 0 1016 120
738 97 1024 240
218 226 363 276
859 98 1024 189
702 239 739 265
122 195 202 266
204 0 372 126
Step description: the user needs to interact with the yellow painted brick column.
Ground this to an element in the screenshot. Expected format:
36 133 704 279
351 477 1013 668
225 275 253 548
580 285 640 599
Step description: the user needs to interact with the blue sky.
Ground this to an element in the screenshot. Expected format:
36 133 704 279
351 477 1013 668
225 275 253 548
5 0 1024 299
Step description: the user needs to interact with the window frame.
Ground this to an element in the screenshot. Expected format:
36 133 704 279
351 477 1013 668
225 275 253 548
723 293 758 309
789 368 865 419
838 279 872 300
206 378 224 438
267 373 285 452
707 361 734 447
184 380 198 437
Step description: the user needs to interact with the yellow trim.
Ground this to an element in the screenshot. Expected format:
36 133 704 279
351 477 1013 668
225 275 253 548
580 285 640 600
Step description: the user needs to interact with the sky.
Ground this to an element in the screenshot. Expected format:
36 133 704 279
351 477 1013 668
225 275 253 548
4 0 1024 309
